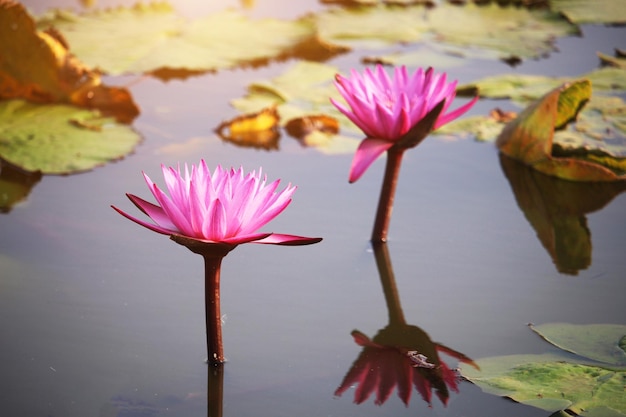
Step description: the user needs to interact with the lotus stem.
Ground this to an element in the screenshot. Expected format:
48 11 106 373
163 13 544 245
203 255 226 364
371 148 405 243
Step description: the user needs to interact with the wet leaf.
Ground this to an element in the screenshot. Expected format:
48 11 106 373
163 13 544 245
0 0 139 123
314 3 576 61
36 5 315 75
461 353 626 416
0 100 142 174
530 323 626 366
496 80 626 181
549 0 626 24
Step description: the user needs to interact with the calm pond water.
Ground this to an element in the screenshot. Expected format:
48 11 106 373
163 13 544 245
2 1 625 416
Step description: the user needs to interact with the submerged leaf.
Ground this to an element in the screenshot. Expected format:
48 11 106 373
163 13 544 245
496 80 626 181
36 5 315 75
0 0 139 123
0 100 142 174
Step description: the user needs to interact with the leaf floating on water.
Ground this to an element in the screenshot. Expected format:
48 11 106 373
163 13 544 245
496 80 626 181
0 100 142 175
548 0 626 24
598 51 626 70
461 353 626 416
0 0 139 123
530 323 626 366
36 5 316 76
314 2 576 62
216 107 280 150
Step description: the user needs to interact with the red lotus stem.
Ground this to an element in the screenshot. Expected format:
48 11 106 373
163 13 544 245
371 148 405 243
203 255 226 364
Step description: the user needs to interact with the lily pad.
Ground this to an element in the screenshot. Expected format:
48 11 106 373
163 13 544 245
0 100 142 174
549 0 626 24
530 323 626 366
314 3 576 61
496 80 626 181
462 353 626 416
36 4 315 75
457 68 626 102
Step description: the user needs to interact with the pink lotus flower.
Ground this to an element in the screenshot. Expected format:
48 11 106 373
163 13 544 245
331 65 477 183
112 160 321 247
112 160 321 363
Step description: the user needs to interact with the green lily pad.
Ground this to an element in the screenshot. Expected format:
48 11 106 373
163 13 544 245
549 0 626 24
457 68 626 102
0 99 142 174
36 4 315 75
461 353 626 416
314 3 576 61
530 323 626 366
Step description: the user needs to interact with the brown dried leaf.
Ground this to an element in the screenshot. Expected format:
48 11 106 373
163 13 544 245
0 0 138 123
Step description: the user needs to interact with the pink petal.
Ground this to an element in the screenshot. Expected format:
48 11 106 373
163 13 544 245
349 138 394 183
435 95 478 129
126 193 178 230
252 233 323 246
111 205 173 235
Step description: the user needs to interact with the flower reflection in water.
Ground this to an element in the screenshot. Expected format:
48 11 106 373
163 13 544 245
335 243 478 407
499 154 626 275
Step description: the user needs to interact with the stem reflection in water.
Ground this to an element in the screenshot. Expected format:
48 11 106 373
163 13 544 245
335 242 478 407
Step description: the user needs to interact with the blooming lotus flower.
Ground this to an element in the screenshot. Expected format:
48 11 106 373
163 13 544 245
111 160 321 247
331 65 478 183
112 160 321 363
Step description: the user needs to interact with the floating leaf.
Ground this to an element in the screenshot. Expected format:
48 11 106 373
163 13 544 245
462 353 626 416
434 109 515 142
496 80 626 181
457 68 626 102
0 100 142 174
36 5 316 75
530 323 626 366
0 0 139 123
314 3 576 61
215 107 280 150
598 51 626 70
549 0 626 24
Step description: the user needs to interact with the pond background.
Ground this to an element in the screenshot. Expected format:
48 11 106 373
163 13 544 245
1 0 625 416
